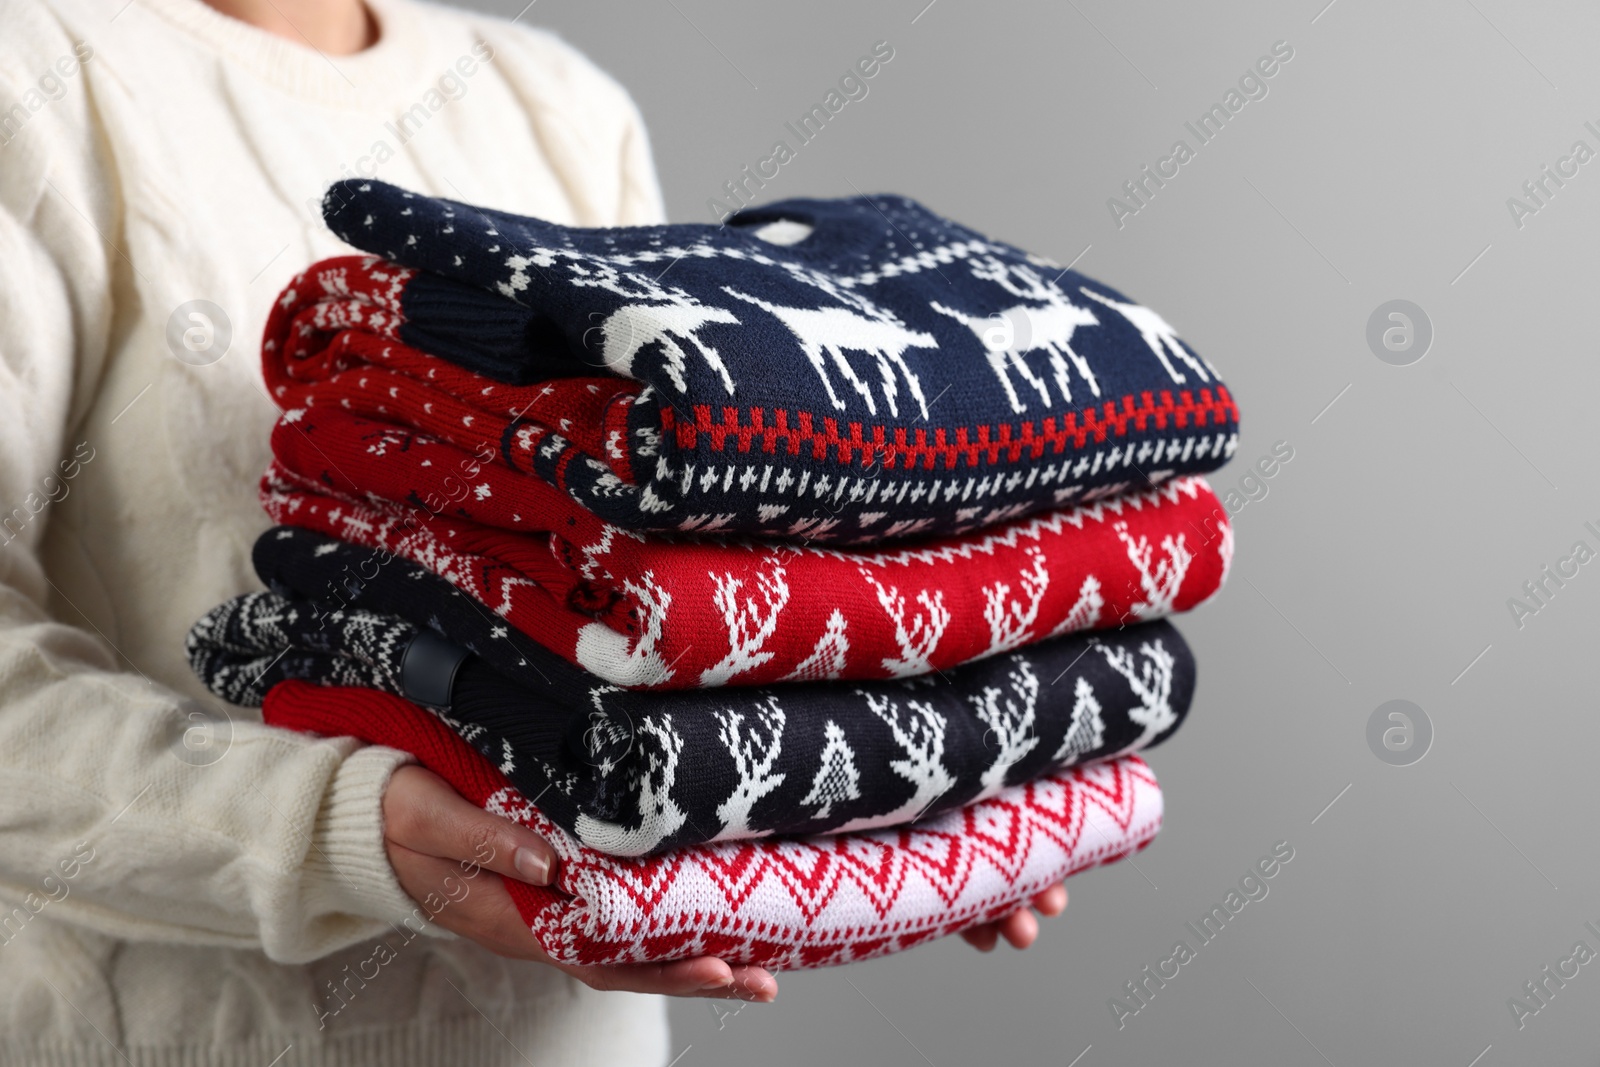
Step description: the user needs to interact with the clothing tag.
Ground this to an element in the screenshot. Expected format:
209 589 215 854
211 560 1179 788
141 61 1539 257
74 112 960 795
748 219 814 246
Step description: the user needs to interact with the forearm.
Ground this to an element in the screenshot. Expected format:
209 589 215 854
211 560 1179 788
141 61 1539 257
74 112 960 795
0 604 428 961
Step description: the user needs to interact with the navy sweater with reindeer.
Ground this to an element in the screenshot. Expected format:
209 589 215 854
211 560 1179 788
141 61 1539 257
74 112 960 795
184 526 1195 855
281 179 1239 542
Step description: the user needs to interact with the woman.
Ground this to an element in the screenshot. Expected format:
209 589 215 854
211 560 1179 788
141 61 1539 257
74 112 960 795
0 0 1066 1063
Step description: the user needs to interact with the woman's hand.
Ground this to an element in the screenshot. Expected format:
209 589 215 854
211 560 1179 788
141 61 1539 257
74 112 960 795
381 765 778 1001
959 884 1068 952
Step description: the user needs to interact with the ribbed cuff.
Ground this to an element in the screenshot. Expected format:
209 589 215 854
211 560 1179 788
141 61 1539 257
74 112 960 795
303 745 446 936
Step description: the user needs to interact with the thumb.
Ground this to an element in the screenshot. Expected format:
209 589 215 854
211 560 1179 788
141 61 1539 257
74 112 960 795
383 765 559 887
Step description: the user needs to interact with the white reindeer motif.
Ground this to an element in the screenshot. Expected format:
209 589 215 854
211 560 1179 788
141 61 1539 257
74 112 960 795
573 717 687 855
1053 675 1106 763
699 561 791 686
713 696 787 839
982 547 1051 657
972 661 1042 798
1078 287 1216 385
932 257 1102 413
836 691 955 832
573 570 675 686
1098 640 1178 752
724 288 937 418
1115 521 1193 619
860 570 951 678
570 261 742 395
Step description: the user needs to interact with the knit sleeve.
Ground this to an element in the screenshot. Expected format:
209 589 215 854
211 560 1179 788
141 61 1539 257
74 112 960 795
0 21 438 963
615 85 667 226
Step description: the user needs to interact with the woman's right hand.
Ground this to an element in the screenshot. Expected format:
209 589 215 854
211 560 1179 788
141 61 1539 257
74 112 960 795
382 764 778 1001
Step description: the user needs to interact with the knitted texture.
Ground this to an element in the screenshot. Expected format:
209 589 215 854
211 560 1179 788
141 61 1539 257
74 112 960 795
263 407 1231 689
187 582 1193 854
262 680 1163 967
282 181 1241 543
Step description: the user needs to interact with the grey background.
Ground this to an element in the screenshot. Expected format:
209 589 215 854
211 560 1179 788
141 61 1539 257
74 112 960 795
455 1 1600 1062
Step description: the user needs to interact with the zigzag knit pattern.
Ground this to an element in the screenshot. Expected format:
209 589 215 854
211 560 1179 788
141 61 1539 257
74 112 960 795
262 406 1231 689
188 580 1193 855
263 680 1163 968
277 181 1240 543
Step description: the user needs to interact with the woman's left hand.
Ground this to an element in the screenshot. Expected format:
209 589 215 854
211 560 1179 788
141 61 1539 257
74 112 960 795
960 883 1067 951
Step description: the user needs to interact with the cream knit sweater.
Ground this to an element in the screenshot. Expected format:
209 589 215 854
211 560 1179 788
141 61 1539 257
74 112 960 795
0 0 669 1062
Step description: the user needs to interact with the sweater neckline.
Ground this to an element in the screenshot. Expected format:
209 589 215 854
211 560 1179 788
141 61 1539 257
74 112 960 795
132 0 436 106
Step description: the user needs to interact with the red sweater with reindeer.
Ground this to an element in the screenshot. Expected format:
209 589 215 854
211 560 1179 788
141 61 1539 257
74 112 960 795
264 407 1231 689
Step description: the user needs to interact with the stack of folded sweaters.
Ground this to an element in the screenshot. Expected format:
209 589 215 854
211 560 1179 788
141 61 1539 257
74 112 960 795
186 180 1239 970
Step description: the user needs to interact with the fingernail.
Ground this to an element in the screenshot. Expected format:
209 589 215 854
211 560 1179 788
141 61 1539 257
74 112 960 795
699 975 733 991
514 846 552 885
